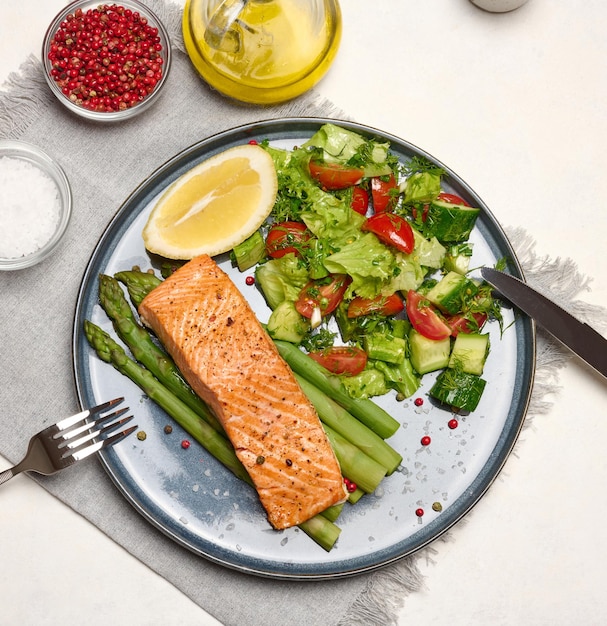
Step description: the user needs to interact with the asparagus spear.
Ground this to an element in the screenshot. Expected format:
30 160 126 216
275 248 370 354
322 424 386 494
84 320 341 550
298 514 341 552
320 502 344 523
294 373 402 474
98 274 225 436
273 339 400 439
348 487 365 505
115 269 162 308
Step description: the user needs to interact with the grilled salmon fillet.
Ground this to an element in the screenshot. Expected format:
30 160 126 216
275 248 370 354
138 254 345 529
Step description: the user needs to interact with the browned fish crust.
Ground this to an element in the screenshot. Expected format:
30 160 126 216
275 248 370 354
138 255 345 529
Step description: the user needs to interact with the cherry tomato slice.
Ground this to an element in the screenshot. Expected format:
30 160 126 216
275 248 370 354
447 312 488 336
371 173 398 212
265 221 310 259
362 212 415 254
405 290 451 340
351 186 369 215
295 274 351 319
437 192 471 207
309 160 364 190
347 293 405 318
308 346 368 376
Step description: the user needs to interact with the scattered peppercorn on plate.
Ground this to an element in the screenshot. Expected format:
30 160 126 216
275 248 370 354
73 118 534 579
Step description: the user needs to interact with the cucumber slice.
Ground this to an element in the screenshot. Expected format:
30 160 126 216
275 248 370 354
231 230 266 271
448 332 490 375
426 271 478 314
266 300 309 343
429 369 487 412
444 244 473 275
408 329 451 375
424 199 480 243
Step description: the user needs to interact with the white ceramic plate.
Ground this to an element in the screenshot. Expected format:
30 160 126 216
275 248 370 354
73 118 535 579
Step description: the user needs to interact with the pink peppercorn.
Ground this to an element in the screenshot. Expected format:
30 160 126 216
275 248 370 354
47 4 164 113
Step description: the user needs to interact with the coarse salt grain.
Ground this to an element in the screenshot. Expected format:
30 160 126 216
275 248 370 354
0 156 61 259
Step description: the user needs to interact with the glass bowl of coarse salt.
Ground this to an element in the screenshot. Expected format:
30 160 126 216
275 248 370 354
0 140 72 270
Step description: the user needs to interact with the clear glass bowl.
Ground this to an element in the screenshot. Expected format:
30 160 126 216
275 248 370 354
41 0 172 122
0 140 72 271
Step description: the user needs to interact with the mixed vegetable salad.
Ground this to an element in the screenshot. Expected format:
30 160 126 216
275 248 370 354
232 123 504 413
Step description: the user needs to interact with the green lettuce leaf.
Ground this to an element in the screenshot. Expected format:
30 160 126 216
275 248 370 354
323 233 401 299
302 123 393 177
254 254 309 310
409 228 446 270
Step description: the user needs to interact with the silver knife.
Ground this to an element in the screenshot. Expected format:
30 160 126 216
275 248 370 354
481 267 607 379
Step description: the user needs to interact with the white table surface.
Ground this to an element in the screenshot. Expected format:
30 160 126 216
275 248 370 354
2 1 606 624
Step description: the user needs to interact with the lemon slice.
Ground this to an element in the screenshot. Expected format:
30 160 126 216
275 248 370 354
143 143 277 259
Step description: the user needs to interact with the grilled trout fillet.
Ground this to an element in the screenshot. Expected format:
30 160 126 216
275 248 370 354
138 254 345 529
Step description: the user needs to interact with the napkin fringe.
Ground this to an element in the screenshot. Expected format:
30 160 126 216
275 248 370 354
338 557 425 626
508 226 607 329
506 225 607 422
0 55 53 139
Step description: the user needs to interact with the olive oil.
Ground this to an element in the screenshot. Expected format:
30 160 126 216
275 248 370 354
183 0 342 104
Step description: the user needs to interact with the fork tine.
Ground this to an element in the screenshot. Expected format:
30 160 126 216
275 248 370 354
55 407 130 446
53 397 125 432
62 414 135 458
69 423 138 462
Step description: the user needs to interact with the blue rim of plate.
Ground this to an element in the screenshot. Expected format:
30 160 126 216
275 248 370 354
72 117 535 580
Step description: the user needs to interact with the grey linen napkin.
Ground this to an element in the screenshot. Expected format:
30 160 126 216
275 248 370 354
2 3 605 625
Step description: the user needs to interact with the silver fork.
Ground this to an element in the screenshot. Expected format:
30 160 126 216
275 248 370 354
0 397 136 487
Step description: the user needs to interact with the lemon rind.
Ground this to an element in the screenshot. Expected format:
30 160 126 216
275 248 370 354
143 144 278 260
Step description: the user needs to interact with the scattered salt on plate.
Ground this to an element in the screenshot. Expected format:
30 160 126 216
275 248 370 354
0 156 62 259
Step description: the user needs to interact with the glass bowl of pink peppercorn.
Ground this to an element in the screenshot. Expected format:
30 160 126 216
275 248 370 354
42 0 172 122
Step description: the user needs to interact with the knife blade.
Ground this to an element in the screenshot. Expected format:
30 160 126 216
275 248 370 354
480 267 607 379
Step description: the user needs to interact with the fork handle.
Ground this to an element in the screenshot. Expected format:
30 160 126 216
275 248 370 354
0 467 15 486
